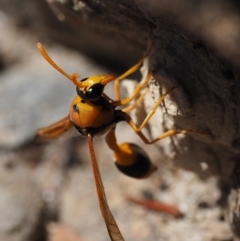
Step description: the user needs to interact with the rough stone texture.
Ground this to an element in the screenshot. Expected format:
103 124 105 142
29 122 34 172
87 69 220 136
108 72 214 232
0 157 45 241
149 29 240 178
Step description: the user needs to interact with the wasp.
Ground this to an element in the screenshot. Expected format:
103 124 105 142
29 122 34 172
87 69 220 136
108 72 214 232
36 42 199 241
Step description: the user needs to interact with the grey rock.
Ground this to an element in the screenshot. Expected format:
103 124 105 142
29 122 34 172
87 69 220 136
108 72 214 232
0 159 44 241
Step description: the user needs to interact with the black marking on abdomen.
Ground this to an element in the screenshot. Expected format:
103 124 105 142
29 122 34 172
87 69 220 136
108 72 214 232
115 143 151 178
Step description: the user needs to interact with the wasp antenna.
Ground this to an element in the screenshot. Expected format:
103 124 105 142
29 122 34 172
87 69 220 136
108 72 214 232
37 43 81 87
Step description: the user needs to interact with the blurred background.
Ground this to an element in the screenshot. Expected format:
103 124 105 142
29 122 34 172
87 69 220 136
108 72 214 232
0 1 239 241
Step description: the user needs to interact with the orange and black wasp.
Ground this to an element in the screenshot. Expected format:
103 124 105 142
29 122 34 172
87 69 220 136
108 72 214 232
36 42 199 241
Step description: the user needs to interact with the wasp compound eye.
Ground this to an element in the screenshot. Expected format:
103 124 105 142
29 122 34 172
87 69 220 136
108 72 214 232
76 83 104 100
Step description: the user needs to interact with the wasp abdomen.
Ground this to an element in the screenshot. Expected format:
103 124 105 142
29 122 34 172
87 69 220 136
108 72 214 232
114 143 157 179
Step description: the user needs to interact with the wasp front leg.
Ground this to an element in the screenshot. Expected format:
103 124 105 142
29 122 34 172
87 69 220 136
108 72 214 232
114 40 154 100
113 72 153 107
36 115 72 139
105 127 157 179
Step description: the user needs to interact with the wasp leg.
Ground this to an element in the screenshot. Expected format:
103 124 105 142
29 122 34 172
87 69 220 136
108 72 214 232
114 79 175 123
122 88 149 113
133 86 175 131
105 128 157 178
122 112 206 145
114 41 154 100
121 86 207 138
113 72 153 107
88 135 125 241
36 115 72 139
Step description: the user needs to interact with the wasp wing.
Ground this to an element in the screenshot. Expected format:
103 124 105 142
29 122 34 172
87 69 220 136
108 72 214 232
36 115 72 139
88 135 125 241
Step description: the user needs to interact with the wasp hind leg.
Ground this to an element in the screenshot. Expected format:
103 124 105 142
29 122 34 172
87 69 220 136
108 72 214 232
121 85 208 144
105 128 157 179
